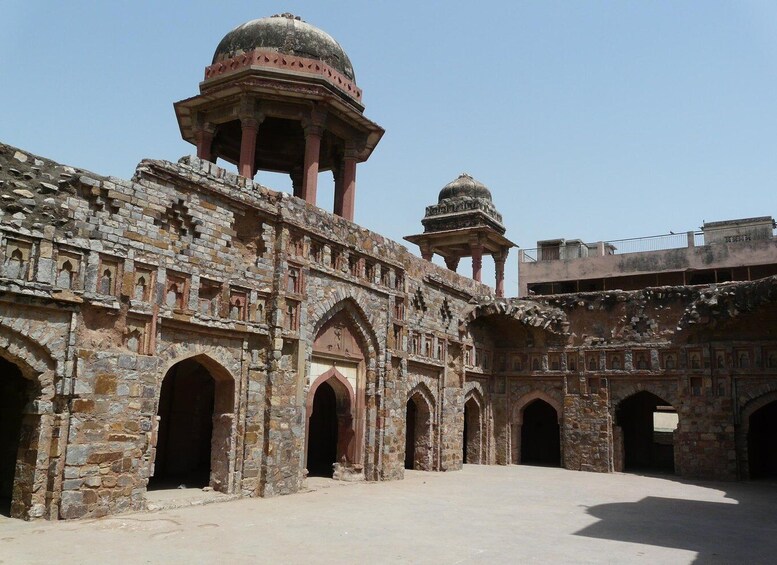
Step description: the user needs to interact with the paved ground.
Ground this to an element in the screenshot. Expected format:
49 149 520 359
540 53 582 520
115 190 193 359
2 465 776 564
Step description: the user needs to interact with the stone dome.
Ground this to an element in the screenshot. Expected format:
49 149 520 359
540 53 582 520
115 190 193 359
212 13 356 82
438 173 493 203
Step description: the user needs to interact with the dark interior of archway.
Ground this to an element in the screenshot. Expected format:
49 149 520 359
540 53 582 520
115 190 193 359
149 359 215 490
521 400 560 466
617 391 675 473
405 399 417 470
463 403 469 463
748 401 777 479
307 382 338 477
0 358 29 516
464 398 481 464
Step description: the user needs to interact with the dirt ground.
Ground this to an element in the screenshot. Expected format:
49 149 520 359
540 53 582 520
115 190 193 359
2 465 776 564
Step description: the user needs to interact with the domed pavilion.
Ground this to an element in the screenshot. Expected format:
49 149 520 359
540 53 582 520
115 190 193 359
174 13 384 221
405 173 514 296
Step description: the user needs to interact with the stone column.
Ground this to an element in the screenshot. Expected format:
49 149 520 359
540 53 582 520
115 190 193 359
302 111 326 206
444 256 460 272
470 242 483 282
195 124 215 162
339 150 358 221
239 117 260 179
494 250 508 297
420 244 433 262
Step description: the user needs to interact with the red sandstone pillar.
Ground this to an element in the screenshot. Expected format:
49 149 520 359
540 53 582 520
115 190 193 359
239 118 259 179
195 126 215 162
302 122 324 206
470 243 483 282
339 153 357 221
291 167 304 199
444 256 460 272
494 250 508 298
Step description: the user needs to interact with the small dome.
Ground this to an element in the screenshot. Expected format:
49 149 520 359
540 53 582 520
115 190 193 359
212 13 355 81
438 173 493 203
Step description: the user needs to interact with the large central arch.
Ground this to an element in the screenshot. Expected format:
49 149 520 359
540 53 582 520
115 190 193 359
305 369 356 476
306 300 377 478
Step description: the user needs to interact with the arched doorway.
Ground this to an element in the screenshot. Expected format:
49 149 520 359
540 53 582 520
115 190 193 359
405 391 433 471
149 357 234 491
463 396 482 464
307 381 339 476
748 400 777 479
616 391 677 473
0 358 30 516
305 372 355 478
520 399 560 466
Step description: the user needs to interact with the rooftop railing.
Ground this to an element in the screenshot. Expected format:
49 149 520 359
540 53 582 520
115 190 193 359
520 231 703 263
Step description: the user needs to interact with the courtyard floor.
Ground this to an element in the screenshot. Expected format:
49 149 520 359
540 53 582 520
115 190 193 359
1 465 776 564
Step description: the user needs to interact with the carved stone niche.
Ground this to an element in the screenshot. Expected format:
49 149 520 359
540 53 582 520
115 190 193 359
313 311 365 361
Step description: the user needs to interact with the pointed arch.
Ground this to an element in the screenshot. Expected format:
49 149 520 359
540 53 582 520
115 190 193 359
407 381 435 410
149 352 237 495
512 390 562 424
305 367 357 475
405 381 436 471
463 388 484 465
738 389 777 479
311 294 380 361
610 383 680 414
0 326 58 520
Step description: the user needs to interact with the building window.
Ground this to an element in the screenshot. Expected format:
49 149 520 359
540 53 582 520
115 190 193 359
690 376 703 396
424 334 433 357
286 266 301 294
393 324 403 350
98 258 120 296
229 289 248 321
56 254 81 290
4 241 31 280
635 353 649 370
310 240 323 263
166 275 187 310
381 265 392 286
134 267 154 302
689 352 701 370
199 280 221 316
394 298 405 320
664 353 677 370
284 299 300 331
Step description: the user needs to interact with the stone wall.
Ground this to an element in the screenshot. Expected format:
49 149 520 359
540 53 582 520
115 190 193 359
1 140 776 521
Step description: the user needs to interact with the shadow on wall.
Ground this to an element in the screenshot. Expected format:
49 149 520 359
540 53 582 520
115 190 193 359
575 479 777 563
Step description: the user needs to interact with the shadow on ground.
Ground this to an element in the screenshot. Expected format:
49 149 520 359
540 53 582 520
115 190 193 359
575 478 777 563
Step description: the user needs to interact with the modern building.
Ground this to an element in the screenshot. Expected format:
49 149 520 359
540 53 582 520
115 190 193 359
519 216 777 296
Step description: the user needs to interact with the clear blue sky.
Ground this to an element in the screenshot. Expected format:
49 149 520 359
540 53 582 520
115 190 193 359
3 1 776 293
